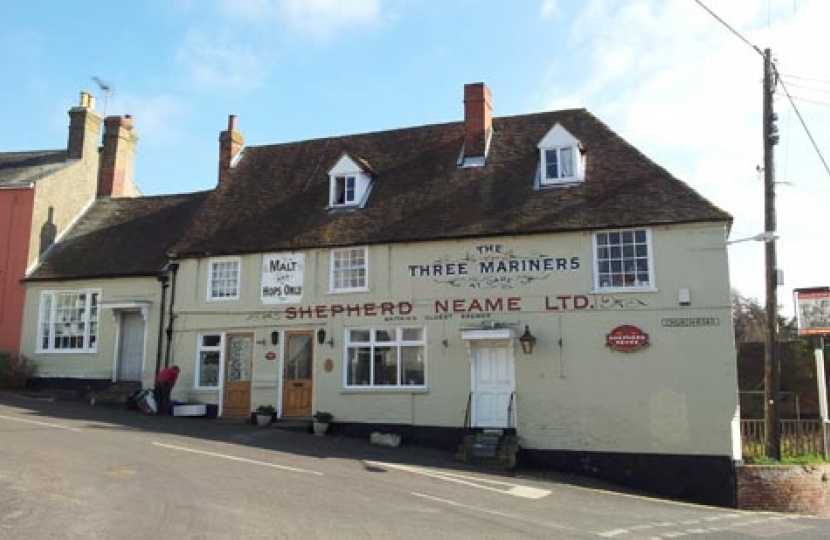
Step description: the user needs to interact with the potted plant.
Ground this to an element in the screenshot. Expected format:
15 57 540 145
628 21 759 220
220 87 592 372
254 404 275 426
312 411 333 436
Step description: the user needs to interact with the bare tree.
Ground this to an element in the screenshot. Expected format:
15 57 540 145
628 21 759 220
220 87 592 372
732 289 766 344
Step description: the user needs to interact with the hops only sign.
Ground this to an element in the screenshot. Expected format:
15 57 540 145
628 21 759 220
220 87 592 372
606 325 649 353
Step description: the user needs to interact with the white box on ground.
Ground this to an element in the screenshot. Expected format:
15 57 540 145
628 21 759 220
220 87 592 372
173 404 207 417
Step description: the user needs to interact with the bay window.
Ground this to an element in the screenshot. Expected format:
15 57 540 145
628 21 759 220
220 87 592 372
37 290 100 352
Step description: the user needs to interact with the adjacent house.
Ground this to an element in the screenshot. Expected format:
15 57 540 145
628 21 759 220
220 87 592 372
22 192 208 392
20 83 740 506
0 93 139 356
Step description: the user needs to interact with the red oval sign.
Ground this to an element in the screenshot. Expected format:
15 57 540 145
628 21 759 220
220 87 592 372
265 351 276 361
606 325 649 353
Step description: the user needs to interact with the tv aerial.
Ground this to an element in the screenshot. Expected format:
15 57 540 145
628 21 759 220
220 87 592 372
92 76 115 116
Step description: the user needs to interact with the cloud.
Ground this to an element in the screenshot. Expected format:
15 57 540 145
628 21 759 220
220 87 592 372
540 0 558 20
175 29 267 93
215 0 383 41
114 93 189 147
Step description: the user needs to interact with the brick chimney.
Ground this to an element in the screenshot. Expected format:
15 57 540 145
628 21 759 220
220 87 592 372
67 91 102 160
98 114 139 198
463 82 492 160
219 115 244 183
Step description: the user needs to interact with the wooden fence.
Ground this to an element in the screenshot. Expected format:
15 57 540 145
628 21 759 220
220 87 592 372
741 419 828 458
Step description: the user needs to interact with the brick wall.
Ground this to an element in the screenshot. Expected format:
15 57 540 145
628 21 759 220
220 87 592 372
737 464 830 516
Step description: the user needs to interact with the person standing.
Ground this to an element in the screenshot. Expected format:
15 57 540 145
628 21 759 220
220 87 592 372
154 365 180 415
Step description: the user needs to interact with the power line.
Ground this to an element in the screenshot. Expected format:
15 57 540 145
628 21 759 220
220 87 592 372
692 0 763 56
781 80 830 95
775 66 830 181
788 95 830 108
779 73 830 85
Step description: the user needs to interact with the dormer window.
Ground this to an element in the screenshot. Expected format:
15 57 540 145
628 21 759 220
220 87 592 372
538 124 585 186
328 154 374 208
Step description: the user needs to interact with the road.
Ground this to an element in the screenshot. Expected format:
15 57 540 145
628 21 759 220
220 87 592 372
0 393 828 539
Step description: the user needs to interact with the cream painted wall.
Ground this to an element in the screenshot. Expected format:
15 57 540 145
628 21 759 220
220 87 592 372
169 221 737 457
21 277 164 387
29 157 100 268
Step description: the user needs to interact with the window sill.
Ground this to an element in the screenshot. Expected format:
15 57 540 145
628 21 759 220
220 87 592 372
36 348 98 355
591 286 658 294
327 287 370 295
540 177 583 187
341 387 428 395
206 296 240 302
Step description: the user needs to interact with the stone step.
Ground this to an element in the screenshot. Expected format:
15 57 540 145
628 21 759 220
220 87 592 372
270 418 313 433
456 430 520 469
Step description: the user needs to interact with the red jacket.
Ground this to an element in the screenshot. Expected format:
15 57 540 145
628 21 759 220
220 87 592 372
156 366 179 387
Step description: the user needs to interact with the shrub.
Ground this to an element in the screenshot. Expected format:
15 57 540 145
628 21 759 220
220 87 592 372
0 353 37 390
313 411 333 423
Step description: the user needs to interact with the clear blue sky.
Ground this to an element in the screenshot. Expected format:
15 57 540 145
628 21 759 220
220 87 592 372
2 0 828 314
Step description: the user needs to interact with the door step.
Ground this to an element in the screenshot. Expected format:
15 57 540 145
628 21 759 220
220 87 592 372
270 417 313 434
455 429 519 470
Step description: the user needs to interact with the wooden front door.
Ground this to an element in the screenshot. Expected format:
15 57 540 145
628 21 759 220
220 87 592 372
222 333 254 418
472 342 515 428
282 331 313 418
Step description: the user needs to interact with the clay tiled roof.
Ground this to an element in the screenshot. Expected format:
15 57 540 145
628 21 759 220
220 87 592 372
0 150 68 187
175 109 730 258
28 192 210 281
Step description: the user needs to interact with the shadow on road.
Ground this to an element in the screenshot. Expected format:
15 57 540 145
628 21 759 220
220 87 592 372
0 390 649 498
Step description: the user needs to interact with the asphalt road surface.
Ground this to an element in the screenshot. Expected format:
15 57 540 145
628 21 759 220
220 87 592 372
1 392 829 539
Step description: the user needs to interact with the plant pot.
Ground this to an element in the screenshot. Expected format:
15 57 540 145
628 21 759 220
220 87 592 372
255 413 272 426
313 421 329 436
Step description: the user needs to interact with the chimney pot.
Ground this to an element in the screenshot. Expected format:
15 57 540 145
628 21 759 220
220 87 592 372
79 91 96 110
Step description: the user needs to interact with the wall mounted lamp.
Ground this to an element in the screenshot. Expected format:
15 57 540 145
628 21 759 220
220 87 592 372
317 328 334 347
519 325 537 355
270 331 280 346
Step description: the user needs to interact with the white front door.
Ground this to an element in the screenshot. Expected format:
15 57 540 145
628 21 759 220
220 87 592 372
117 311 145 381
472 342 515 428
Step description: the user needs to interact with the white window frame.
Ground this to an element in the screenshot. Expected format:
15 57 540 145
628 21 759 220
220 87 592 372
195 333 223 390
332 175 357 206
542 146 578 183
329 247 369 293
538 123 585 186
343 327 427 389
207 256 241 301
592 228 656 292
36 289 101 353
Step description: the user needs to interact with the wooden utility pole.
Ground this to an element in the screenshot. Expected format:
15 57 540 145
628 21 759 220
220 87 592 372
763 47 781 460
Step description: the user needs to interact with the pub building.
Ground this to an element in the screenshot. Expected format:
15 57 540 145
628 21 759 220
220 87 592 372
21 83 739 506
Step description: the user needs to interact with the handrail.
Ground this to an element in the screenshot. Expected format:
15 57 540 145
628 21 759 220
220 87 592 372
463 391 472 430
507 391 516 430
